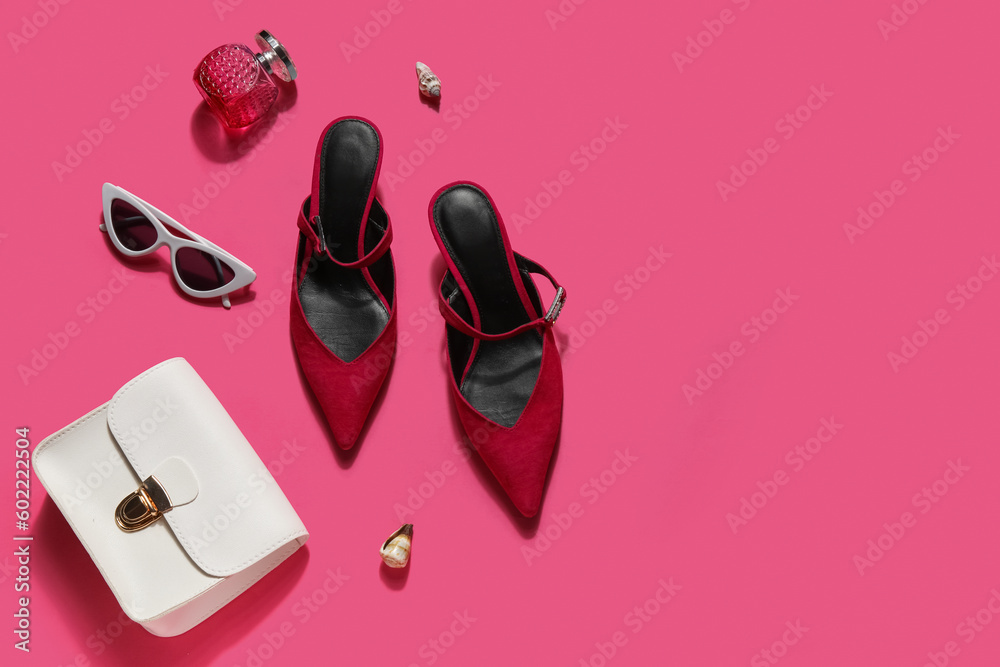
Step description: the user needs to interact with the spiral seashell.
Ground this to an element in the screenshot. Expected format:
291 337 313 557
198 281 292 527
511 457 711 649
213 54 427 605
415 61 441 97
380 523 413 568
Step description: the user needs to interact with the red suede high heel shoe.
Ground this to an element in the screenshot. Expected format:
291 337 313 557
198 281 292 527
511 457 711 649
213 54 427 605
290 117 396 448
428 182 566 517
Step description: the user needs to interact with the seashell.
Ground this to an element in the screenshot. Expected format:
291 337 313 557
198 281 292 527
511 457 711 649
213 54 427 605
415 61 441 97
380 523 413 568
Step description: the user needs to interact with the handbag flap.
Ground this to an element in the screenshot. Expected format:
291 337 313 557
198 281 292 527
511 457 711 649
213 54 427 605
105 358 307 577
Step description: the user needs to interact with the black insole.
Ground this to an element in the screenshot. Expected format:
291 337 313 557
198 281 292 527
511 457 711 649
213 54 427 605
299 119 390 363
432 184 543 428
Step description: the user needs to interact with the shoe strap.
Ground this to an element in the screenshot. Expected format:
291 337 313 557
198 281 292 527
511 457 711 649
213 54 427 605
438 253 566 341
297 200 393 268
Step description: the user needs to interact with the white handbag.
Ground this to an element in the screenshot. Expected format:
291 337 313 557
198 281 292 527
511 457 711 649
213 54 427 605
33 358 309 637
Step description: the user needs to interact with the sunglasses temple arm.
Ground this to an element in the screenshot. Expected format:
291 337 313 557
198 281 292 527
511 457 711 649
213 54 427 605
209 255 233 309
102 213 148 234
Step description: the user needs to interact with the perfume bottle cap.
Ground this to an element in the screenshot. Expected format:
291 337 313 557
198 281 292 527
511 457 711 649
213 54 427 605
254 30 297 82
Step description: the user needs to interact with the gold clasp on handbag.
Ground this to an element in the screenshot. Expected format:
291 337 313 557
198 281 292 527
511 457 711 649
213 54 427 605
115 475 172 532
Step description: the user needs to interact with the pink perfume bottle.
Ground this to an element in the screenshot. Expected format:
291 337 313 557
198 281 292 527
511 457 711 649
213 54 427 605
194 30 297 129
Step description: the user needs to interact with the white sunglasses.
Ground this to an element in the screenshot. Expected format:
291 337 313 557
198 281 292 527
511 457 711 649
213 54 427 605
100 183 256 308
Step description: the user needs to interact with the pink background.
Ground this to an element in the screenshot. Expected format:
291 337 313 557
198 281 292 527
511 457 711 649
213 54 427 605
2 0 999 665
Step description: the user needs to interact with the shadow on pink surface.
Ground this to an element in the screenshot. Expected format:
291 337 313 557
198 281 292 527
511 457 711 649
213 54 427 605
35 496 309 667
379 560 410 590
188 82 298 164
416 88 441 114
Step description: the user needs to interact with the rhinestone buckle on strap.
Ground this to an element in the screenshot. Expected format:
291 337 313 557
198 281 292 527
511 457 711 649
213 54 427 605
544 287 566 323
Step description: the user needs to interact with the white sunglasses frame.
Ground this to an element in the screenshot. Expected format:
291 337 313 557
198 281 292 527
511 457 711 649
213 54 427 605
100 183 256 308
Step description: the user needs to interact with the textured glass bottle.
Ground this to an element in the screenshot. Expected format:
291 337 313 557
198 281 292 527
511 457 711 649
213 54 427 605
194 30 297 129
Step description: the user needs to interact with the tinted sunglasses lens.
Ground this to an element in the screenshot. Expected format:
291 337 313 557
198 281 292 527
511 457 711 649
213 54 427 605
110 199 158 251
175 247 236 292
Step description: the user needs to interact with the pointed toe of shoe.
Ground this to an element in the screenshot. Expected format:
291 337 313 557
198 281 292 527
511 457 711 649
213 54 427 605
487 445 550 518
464 412 561 518
313 365 387 450
300 331 395 450
327 404 372 450
454 332 563 517
291 292 396 449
